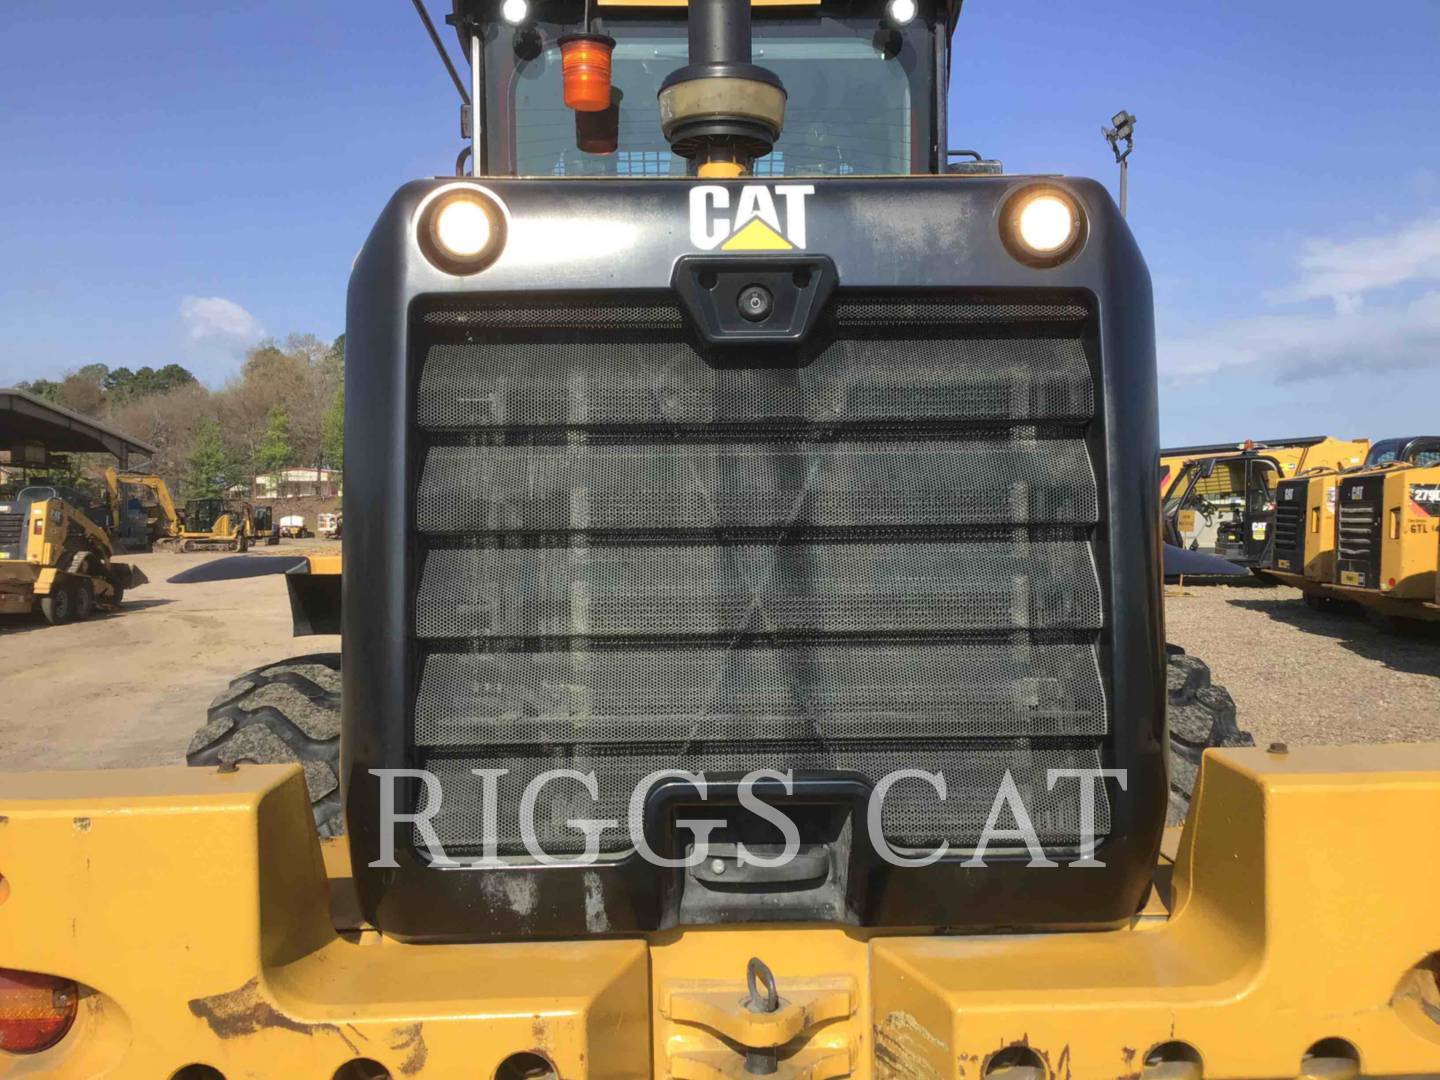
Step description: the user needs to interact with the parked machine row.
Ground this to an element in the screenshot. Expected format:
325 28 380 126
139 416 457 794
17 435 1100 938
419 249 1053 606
1160 435 1369 569
103 467 278 552
1266 436 1440 628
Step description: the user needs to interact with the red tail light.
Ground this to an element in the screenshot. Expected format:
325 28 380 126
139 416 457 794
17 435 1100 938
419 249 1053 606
0 967 78 1054
32 517 42 536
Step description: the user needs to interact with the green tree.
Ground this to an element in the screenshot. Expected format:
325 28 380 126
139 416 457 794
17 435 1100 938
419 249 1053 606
152 363 198 394
102 366 136 396
185 418 232 499
321 384 344 471
17 378 62 403
256 406 294 478
103 364 196 403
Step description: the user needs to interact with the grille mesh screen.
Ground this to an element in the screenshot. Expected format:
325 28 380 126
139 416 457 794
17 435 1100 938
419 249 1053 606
1272 480 1305 561
417 337 1093 430
416 541 1102 638
417 439 1096 534
414 640 1105 744
409 294 1106 856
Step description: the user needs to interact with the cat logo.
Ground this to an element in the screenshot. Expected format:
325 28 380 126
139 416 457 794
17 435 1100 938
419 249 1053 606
689 184 814 251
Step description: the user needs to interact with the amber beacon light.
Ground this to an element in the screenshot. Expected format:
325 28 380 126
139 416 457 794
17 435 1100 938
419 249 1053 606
559 34 615 112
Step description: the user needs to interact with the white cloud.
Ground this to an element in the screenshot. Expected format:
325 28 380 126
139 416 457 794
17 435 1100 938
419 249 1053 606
1162 290 1440 382
180 296 263 345
1267 214 1440 311
1162 212 1440 382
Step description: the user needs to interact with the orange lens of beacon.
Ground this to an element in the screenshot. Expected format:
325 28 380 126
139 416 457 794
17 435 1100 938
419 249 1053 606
559 34 615 112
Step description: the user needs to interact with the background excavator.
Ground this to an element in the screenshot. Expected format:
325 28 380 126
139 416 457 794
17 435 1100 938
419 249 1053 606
103 468 277 552
102 467 182 552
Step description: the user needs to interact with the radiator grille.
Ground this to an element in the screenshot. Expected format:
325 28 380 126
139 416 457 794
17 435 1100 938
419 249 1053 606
417 440 1096 534
1271 479 1306 569
0 512 23 550
1336 477 1383 587
408 294 1106 856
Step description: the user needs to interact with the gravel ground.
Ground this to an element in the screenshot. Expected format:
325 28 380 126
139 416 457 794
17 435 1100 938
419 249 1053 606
1165 583 1440 747
0 543 339 773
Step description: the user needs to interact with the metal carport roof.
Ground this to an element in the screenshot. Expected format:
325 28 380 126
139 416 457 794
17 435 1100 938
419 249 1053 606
0 386 156 468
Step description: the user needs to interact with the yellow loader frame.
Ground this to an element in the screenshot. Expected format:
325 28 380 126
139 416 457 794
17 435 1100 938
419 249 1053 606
3 746 1439 1078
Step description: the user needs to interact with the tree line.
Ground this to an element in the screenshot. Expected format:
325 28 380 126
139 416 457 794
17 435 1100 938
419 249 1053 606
16 333 344 502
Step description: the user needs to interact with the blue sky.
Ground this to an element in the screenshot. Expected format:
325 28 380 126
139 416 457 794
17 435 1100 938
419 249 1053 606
2 1 1437 445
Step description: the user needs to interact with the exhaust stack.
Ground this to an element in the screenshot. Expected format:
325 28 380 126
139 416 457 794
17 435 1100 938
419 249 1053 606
658 0 786 176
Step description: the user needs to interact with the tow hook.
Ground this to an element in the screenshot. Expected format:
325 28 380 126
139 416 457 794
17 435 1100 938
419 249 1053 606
659 957 855 1080
743 958 781 1075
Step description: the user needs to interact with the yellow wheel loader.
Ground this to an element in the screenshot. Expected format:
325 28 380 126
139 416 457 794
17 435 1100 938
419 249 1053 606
0 483 146 624
2 2 1439 1077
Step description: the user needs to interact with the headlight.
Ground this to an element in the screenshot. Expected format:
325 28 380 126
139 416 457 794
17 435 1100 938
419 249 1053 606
885 0 918 25
500 0 529 24
418 187 507 274
1000 186 1084 266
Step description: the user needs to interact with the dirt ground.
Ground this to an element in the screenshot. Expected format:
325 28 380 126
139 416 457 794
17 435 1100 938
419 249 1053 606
0 543 339 773
0 565 1436 774
1165 582 1440 747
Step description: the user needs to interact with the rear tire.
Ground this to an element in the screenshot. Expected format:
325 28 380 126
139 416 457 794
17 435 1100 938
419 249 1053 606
1167 648 1253 826
73 578 95 619
187 653 343 837
40 583 75 625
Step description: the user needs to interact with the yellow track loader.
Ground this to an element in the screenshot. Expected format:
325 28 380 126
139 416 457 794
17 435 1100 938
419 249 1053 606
0 483 146 624
1329 438 1440 626
1268 436 1440 625
1 2 1438 1077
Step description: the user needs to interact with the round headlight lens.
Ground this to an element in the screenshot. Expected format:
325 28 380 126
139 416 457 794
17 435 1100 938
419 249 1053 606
1017 195 1076 252
434 198 493 258
886 0 918 25
1001 187 1084 266
420 189 506 274
500 0 530 25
